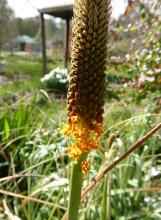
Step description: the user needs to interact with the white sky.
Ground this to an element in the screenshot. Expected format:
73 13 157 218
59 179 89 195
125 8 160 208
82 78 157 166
7 0 127 19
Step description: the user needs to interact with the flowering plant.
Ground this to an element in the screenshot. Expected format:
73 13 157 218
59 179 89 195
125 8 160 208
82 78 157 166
41 67 68 91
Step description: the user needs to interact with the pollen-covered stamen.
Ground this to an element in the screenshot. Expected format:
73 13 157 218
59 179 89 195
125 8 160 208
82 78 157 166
67 145 81 159
81 160 90 174
62 116 102 164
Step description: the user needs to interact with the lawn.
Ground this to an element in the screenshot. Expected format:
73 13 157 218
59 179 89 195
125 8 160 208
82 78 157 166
0 54 63 95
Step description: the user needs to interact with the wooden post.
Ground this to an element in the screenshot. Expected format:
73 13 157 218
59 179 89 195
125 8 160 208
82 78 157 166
40 13 47 75
64 17 70 69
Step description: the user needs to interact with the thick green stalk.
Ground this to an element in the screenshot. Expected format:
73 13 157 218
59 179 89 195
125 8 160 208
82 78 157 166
68 159 83 220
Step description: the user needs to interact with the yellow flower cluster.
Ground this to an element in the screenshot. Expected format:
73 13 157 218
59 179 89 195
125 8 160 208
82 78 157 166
62 116 102 173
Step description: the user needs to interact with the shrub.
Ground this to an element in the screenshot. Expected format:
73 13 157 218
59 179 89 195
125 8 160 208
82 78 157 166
41 67 68 92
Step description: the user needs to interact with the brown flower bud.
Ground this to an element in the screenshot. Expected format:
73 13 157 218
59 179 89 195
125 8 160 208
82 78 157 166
67 0 111 128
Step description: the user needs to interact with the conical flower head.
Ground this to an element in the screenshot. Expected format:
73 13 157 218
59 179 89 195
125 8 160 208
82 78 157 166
68 0 111 128
63 0 111 172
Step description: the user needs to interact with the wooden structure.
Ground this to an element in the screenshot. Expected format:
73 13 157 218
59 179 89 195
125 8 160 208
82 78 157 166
39 3 73 75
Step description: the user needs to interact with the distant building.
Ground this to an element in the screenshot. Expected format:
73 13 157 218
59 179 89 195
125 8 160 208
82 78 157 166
12 35 35 52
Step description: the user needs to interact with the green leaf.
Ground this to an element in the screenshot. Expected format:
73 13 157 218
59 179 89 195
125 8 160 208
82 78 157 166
4 118 10 140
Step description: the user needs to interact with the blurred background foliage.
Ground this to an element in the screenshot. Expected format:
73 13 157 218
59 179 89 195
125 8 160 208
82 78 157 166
0 0 161 219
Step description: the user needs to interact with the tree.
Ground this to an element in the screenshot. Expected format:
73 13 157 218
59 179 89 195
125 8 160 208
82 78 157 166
0 0 14 50
14 17 40 37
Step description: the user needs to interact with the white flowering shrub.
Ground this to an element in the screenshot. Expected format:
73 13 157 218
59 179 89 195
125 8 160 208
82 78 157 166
41 67 68 92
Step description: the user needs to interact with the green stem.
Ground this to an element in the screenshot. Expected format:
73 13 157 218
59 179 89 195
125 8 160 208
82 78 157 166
106 175 111 220
68 159 84 220
101 174 111 220
101 134 115 220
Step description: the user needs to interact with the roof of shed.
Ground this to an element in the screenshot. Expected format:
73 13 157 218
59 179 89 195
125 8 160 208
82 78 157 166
39 1 73 19
13 35 34 44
